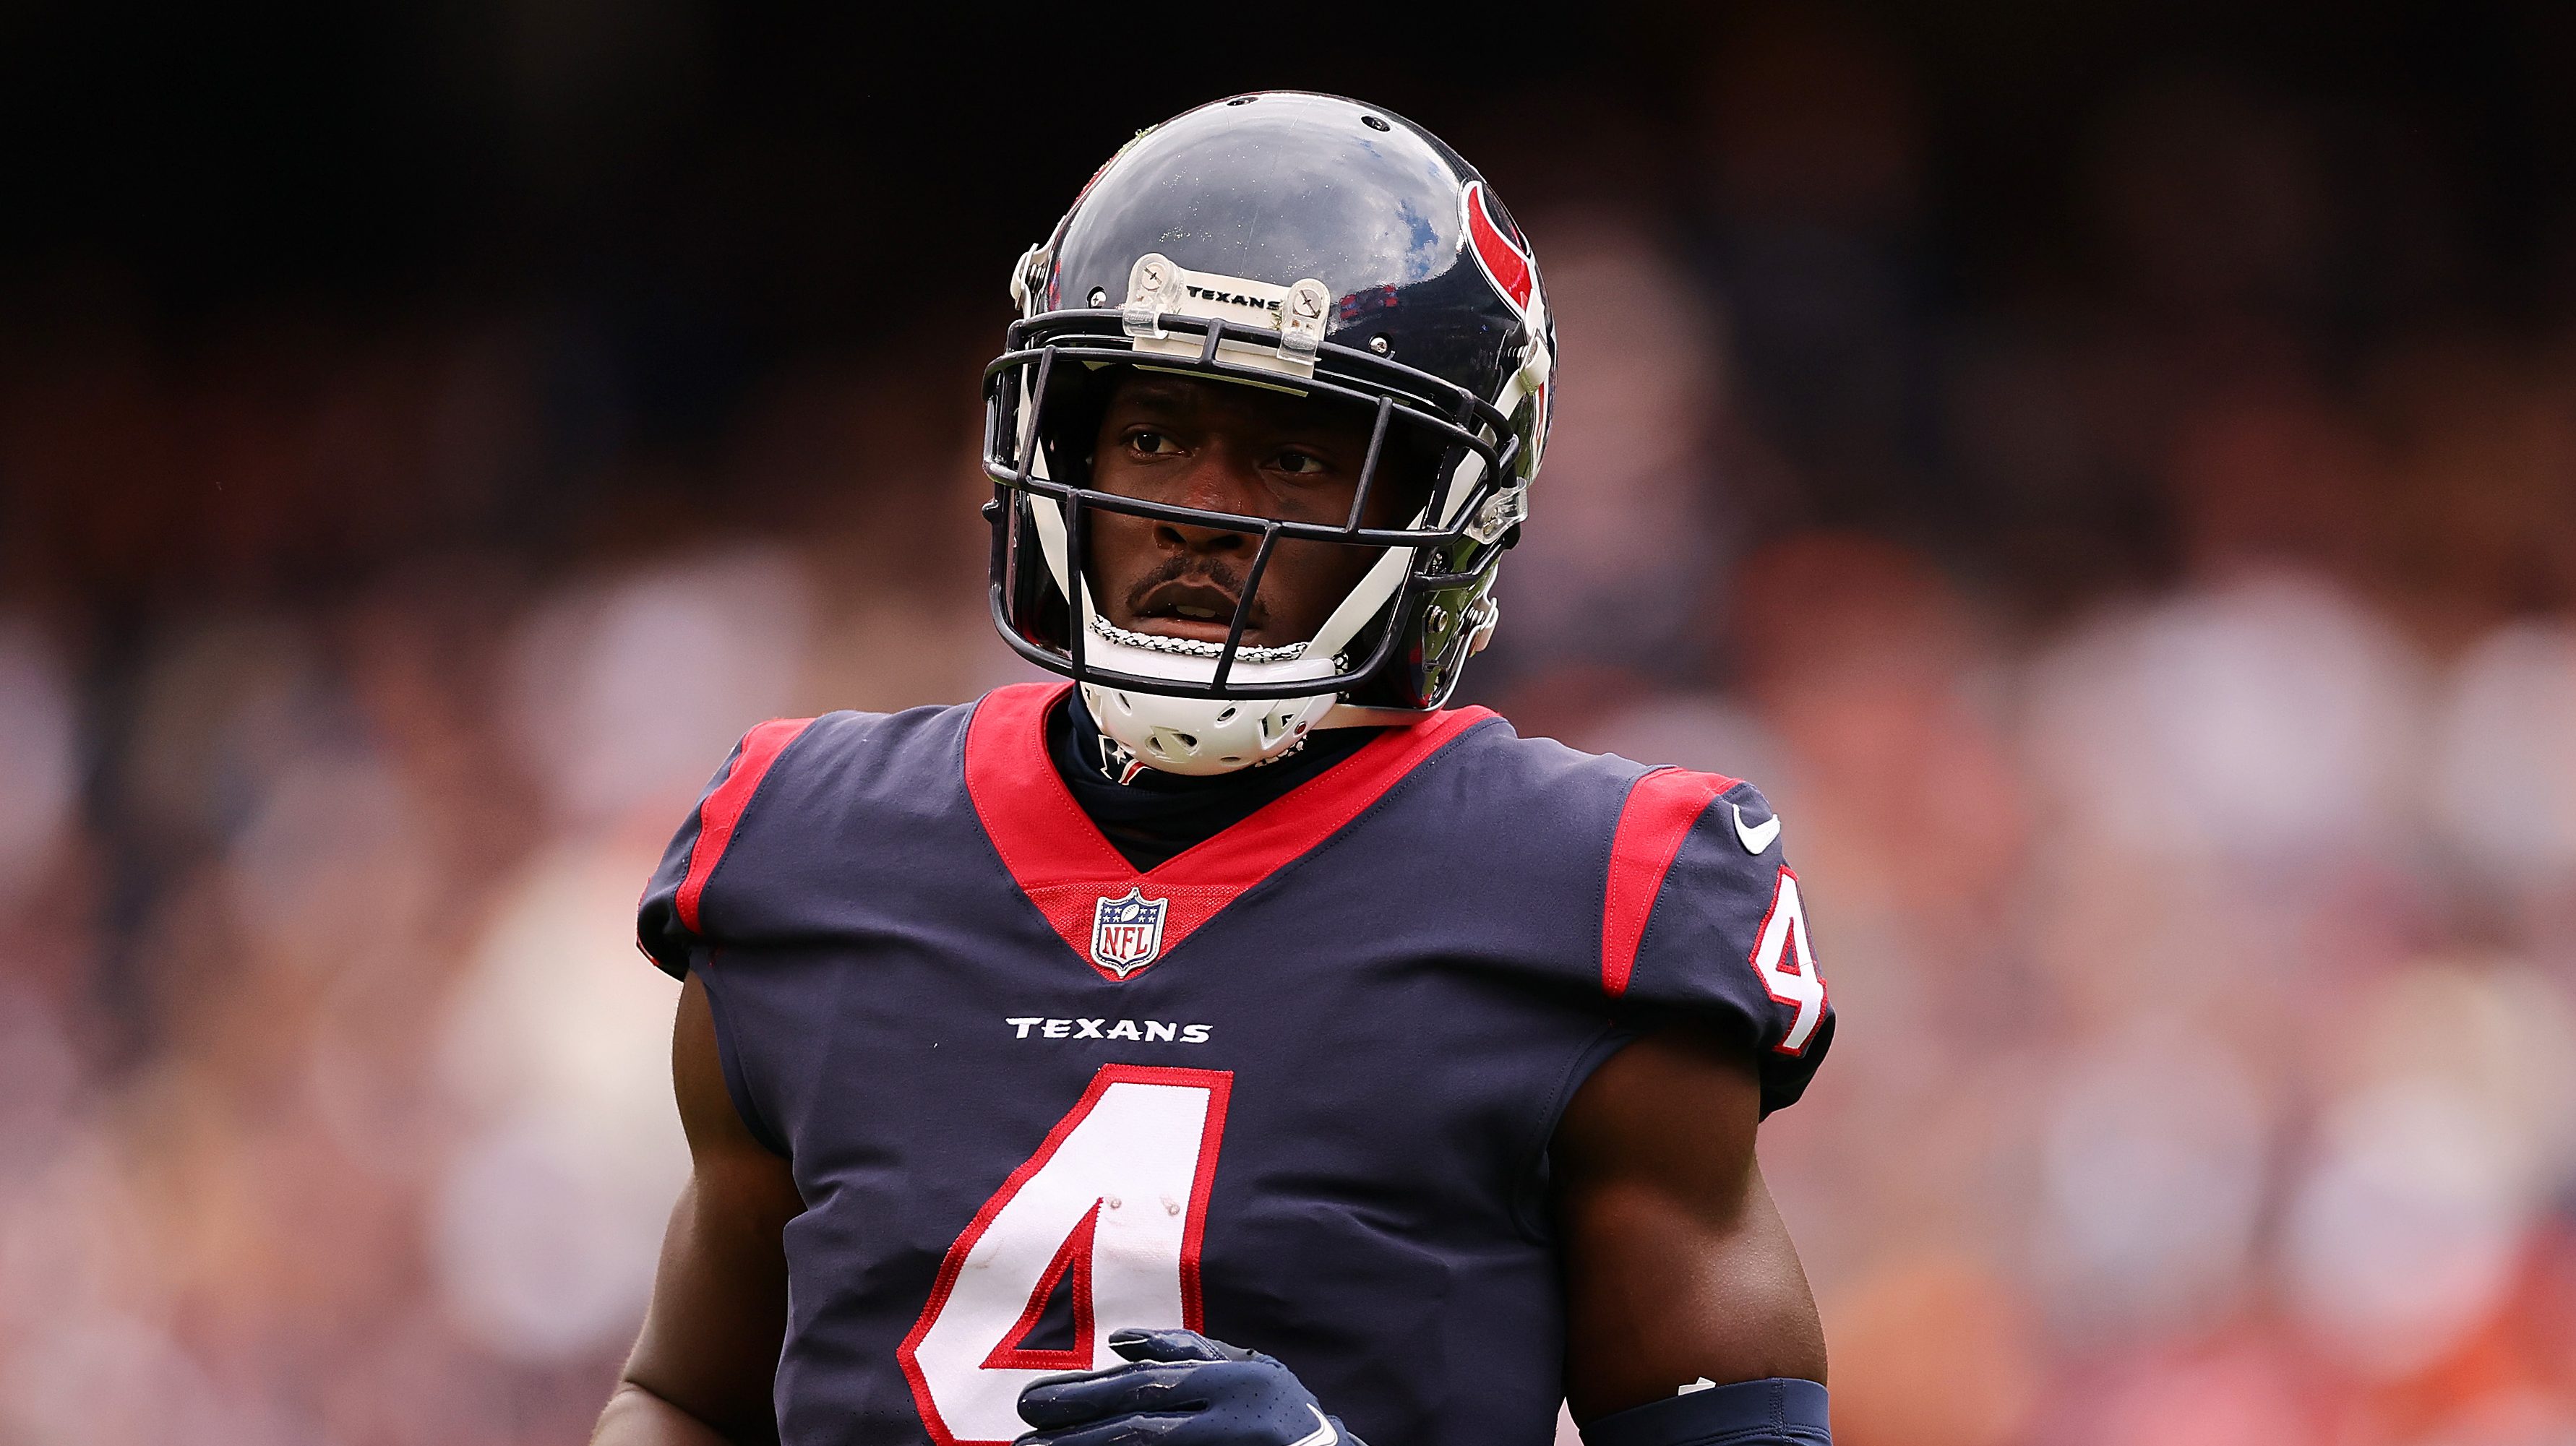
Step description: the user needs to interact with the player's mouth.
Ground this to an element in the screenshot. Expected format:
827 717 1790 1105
1129 577 1264 645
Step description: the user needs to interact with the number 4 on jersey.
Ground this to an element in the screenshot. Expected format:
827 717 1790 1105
898 1065 1234 1446
1749 868 1826 1054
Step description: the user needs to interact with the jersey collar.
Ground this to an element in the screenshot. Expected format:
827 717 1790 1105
963 681 1492 980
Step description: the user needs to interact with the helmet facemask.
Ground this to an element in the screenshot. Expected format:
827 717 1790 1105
984 304 1529 774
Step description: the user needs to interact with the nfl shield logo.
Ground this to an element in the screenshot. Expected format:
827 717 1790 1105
1089 887 1169 978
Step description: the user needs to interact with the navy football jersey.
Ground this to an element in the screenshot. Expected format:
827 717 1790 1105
636 682 1832 1446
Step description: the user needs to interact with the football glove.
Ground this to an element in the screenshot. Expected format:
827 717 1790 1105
1015 1327 1365 1446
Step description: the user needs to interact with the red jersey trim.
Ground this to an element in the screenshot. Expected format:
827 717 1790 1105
962 682 1493 978
676 716 817 935
1600 766 1740 997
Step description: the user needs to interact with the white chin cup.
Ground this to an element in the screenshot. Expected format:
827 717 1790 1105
1077 618 1341 775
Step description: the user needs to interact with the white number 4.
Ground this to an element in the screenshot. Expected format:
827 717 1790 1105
1749 869 1826 1054
898 1065 1234 1446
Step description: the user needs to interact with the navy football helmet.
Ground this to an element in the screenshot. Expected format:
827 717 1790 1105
984 91 1555 773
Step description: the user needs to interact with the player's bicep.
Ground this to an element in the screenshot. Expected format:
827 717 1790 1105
1552 1025 1826 1424
615 976 803 1442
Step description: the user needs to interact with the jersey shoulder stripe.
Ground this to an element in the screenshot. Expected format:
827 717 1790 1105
1600 765 1741 997
677 715 817 934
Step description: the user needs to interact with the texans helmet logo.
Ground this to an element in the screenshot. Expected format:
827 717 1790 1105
1461 181 1538 319
1461 179 1551 470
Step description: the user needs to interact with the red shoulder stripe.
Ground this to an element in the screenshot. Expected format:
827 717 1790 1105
677 717 817 935
1600 766 1740 997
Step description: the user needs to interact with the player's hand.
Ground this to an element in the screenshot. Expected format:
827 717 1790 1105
1014 1327 1365 1446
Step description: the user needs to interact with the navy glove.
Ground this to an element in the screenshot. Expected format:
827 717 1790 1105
1015 1327 1365 1446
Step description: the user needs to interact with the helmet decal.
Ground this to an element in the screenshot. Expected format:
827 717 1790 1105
1461 181 1537 319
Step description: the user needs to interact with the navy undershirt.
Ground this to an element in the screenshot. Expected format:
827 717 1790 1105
1046 692 1383 872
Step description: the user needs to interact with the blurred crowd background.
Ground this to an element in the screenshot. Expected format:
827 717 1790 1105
7 3 2576 1443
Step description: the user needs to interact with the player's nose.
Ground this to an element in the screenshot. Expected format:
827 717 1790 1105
1154 448 1265 551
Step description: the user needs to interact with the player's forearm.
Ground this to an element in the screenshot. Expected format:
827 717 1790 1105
591 1380 764 1446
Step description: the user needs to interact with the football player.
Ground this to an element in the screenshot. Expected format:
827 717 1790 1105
595 93 1834 1446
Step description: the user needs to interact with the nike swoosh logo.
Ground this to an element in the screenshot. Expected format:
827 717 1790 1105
1732 803 1781 855
1288 1406 1337 1446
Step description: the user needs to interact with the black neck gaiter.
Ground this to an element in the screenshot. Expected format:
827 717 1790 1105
1044 691 1383 872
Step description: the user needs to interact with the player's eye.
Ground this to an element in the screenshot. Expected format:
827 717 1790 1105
1127 429 1183 456
1273 450 1330 477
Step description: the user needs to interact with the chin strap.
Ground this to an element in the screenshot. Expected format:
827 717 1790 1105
1085 696 1315 785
